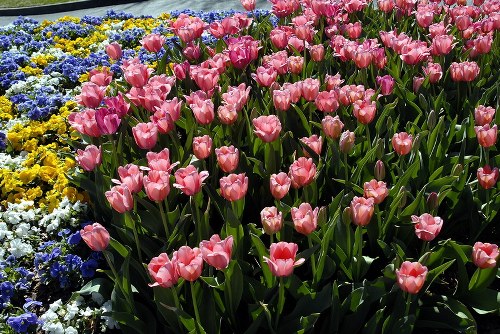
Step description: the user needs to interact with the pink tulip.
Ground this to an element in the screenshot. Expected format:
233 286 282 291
253 115 282 143
227 36 260 69
431 35 454 56
400 41 430 65
325 73 344 91
176 246 203 281
190 98 215 125
363 179 389 204
353 48 372 69
474 105 496 126
141 33 166 53
413 76 425 93
378 0 394 11
270 172 291 200
287 56 304 74
322 115 344 139
477 165 499 189
105 184 133 213
475 124 498 148
95 107 121 135
68 109 101 137
450 62 480 82
310 44 325 62
173 165 209 196
339 130 356 154
222 83 251 112
117 164 144 193
422 62 443 84
343 22 362 39
123 62 153 88
412 213 443 241
241 0 256 11
472 242 499 269
155 98 182 123
132 122 158 150
104 94 130 118
144 170 170 202
301 78 320 101
80 223 110 252
396 261 428 294
215 146 239 173
350 196 374 226
353 99 377 124
170 14 205 43
183 43 201 61
315 90 339 113
301 135 323 157
76 145 102 171
392 132 413 155
282 82 302 103
376 75 395 96
252 66 278 87
200 234 233 270
287 36 305 53
106 42 122 60
289 157 316 188
270 27 290 49
173 61 190 80
148 253 179 288
260 207 283 235
147 149 177 173
428 22 447 38
191 67 220 93
217 105 238 125
291 203 319 235
220 173 248 202
89 67 113 87
264 242 305 277
193 135 212 160
273 89 292 112
76 82 106 108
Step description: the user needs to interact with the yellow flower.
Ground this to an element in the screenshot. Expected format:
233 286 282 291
39 166 58 183
18 165 40 184
22 138 39 152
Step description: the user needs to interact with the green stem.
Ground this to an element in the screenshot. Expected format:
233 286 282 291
275 277 285 329
107 135 117 175
270 233 274 245
308 235 317 278
127 211 143 264
158 201 170 238
366 124 371 151
103 250 133 308
190 281 202 334
404 291 413 316
344 153 349 190
484 147 490 166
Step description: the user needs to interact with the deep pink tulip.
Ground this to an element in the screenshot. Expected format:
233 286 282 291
95 107 121 135
173 165 209 196
472 242 499 269
412 213 443 241
173 61 190 80
363 179 389 204
215 146 239 173
76 145 102 171
253 115 282 143
477 165 499 189
260 207 283 235
392 132 413 155
183 43 201 61
270 172 291 200
289 157 316 188
80 223 110 252
200 234 233 270
422 62 443 84
170 14 205 43
176 246 203 281
322 115 344 139
396 261 428 294
475 124 498 148
227 36 260 69
350 196 375 226
105 184 133 213
264 242 305 277
76 82 106 108
220 173 248 201
104 94 130 118
431 34 454 56
148 253 179 288
117 164 144 193
291 203 319 235
132 122 158 150
193 135 213 160
376 75 395 95
106 42 122 60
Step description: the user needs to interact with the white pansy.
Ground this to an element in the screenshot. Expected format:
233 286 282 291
8 238 33 258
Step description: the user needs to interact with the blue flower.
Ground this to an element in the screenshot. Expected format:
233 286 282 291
0 132 6 151
80 259 99 278
6 312 38 333
67 231 82 245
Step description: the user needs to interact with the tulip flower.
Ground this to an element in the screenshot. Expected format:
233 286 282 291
132 122 158 150
173 165 209 196
176 246 203 281
291 203 319 235
200 234 233 270
215 145 239 173
289 157 316 188
396 261 428 294
322 115 344 139
76 145 102 172
363 179 389 204
105 184 133 213
144 170 170 202
350 196 375 226
80 223 110 252
264 242 305 277
193 135 213 160
253 115 282 142
392 132 413 155
260 207 283 235
472 242 499 269
270 172 291 200
474 124 497 148
148 253 179 288
220 173 248 201
474 105 496 126
116 164 144 193
412 213 443 241
477 165 499 189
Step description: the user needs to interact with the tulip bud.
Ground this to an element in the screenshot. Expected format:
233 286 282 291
452 164 463 176
427 110 436 131
339 131 355 154
399 186 407 208
426 192 439 212
374 160 386 180
343 207 352 225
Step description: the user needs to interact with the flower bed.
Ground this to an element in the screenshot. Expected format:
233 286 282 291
1 0 500 332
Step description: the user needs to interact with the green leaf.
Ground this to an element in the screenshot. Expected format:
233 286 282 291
250 232 273 287
468 267 497 291
461 288 500 314
424 259 455 292
225 260 244 320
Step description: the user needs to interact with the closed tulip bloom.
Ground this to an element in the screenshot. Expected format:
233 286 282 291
253 115 282 142
68 109 101 137
76 145 102 171
76 82 106 108
117 164 144 193
363 179 389 204
260 207 283 235
376 75 395 95
301 135 323 157
200 234 233 270
287 56 304 74
105 184 133 213
252 66 278 87
80 223 110 252
392 132 413 155
190 98 215 125
474 124 497 148
155 98 182 123
241 0 256 10
301 78 320 101
217 105 238 125
396 261 428 294
378 0 394 12
273 89 292 111
315 90 340 113
270 172 291 200
176 246 203 281
123 63 153 88
322 115 344 139
141 33 166 53
477 165 499 189
147 149 177 173
144 170 170 202
282 82 302 103
148 253 179 288
264 242 305 277
173 165 209 196
422 62 443 84
95 107 121 135
450 62 480 82
291 203 319 235
132 122 158 150
106 42 122 60
339 130 356 154
222 83 251 112
413 76 425 93
472 242 499 269
193 135 213 160
353 99 377 124
350 196 375 226
270 27 290 49
400 41 430 65
289 157 317 188
310 44 325 62
191 67 220 92
220 173 248 201
431 35 454 55
474 105 496 126
374 160 386 180
215 145 239 173
412 213 443 241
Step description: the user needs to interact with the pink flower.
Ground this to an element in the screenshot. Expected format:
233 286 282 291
272 0 300 18
193 135 212 160
343 22 362 39
144 170 170 202
68 109 101 137
147 149 177 173
173 165 209 196
222 83 251 112
183 43 201 61
431 34 454 56
104 94 130 118
301 135 323 157
339 130 356 154
353 99 377 124
106 42 122 60
291 203 319 235
273 89 292 112
315 90 339 113
141 33 166 53
474 124 498 148
396 261 428 294
95 107 121 135
200 234 233 270
422 62 443 84
260 207 283 235
270 172 291 200
309 44 325 62
241 0 256 10
270 27 291 49
170 14 206 43
477 165 499 189
253 115 282 143
173 61 190 80
76 145 101 171
89 67 113 87
190 66 220 92
176 246 203 281
412 213 443 241
252 66 278 87
289 157 316 188
287 56 304 74
475 105 496 126
301 78 320 101
450 61 480 82
400 41 430 65
392 132 413 155
363 179 389 204
189 97 215 125
350 196 375 226
218 105 238 125
148 253 179 288
105 184 133 213
132 122 158 150
376 75 395 95
227 36 260 69
123 62 153 88
76 82 106 108
80 223 110 252
220 173 248 201
378 0 395 11
264 242 305 277
282 82 302 103
472 242 499 269
322 115 344 139
413 76 425 93
117 164 144 193
215 145 239 173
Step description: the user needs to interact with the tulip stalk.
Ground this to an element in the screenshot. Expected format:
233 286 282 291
190 281 202 333
158 200 170 238
365 125 372 151
126 210 143 264
344 153 350 190
308 235 317 277
103 250 134 309
275 277 285 330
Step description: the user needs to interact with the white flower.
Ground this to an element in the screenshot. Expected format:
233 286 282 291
14 223 32 237
0 222 12 240
8 238 33 258
65 327 78 334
